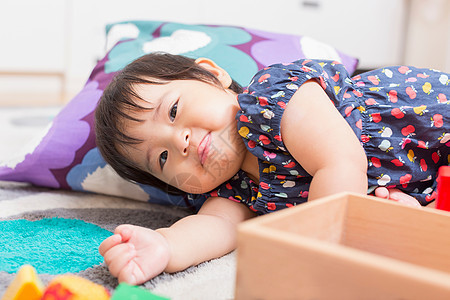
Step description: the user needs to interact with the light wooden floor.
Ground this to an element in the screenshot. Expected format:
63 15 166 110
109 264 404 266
0 71 69 107
0 92 69 107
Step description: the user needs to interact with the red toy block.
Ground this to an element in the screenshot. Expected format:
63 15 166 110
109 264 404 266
436 166 450 211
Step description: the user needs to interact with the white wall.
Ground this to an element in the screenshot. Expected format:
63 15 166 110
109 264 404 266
404 0 450 72
65 0 411 100
0 0 448 105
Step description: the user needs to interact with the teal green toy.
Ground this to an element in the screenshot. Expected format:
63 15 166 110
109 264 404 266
111 283 170 300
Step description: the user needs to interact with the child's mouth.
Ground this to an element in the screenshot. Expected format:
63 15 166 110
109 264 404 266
198 133 211 166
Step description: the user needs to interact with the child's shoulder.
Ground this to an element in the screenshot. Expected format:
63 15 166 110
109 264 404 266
246 59 326 91
252 58 346 79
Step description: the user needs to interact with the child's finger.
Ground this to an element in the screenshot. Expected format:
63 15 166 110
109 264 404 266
388 189 421 207
99 234 122 256
118 261 138 285
115 224 134 242
107 244 136 277
103 242 133 269
374 187 389 199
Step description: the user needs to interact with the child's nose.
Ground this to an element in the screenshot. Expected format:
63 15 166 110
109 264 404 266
176 129 190 156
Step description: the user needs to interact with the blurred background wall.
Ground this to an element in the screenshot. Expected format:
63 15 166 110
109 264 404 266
0 0 448 106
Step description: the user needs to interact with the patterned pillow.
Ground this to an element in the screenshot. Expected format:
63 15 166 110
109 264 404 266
0 21 358 210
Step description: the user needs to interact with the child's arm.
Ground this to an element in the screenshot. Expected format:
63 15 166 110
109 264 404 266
280 79 368 200
99 197 255 285
157 197 254 272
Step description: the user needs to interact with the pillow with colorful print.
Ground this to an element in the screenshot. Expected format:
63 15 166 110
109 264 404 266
0 20 358 211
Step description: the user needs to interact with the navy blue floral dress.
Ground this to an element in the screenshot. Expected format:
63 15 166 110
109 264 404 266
200 59 450 215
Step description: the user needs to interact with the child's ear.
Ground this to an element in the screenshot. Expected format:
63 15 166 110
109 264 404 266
195 57 232 89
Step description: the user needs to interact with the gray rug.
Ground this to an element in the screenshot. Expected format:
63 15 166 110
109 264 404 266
0 181 236 299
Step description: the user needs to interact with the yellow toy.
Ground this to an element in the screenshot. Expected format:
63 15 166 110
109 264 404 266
1 265 44 300
2 265 169 300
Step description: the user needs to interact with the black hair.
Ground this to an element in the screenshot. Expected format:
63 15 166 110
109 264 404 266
95 52 243 195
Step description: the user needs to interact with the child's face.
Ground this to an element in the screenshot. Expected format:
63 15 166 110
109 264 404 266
121 79 247 194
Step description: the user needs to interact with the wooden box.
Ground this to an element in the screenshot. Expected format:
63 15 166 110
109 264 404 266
235 193 450 299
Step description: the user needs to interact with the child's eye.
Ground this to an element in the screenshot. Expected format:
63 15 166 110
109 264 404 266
159 150 168 169
169 101 178 121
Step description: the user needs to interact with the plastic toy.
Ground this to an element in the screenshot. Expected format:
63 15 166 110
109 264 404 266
2 265 170 300
1 265 44 300
41 275 110 300
111 283 169 300
436 165 450 211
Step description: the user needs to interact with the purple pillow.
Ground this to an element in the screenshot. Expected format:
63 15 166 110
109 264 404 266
0 21 358 210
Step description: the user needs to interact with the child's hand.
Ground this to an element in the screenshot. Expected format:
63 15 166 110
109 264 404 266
375 187 421 207
99 224 171 285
